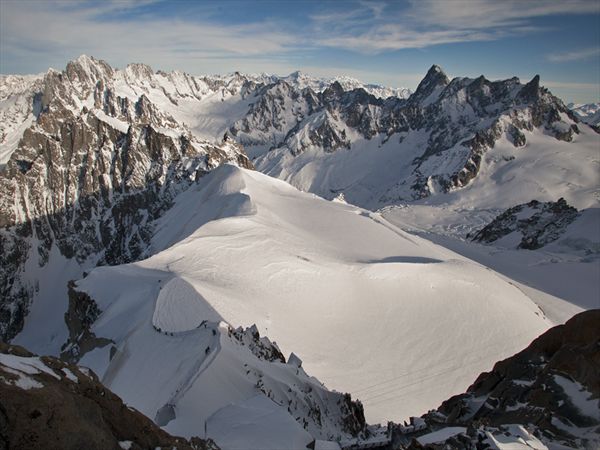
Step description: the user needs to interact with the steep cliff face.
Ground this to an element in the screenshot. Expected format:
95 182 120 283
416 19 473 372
0 56 252 342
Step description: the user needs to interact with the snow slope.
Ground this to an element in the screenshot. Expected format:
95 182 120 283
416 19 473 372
73 165 551 433
379 126 600 322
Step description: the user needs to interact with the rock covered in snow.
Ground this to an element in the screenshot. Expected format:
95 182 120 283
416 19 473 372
247 65 592 208
469 198 579 249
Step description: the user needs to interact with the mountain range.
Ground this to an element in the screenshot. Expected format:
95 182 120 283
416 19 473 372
0 55 598 449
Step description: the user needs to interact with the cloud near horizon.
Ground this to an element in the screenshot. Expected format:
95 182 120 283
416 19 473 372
546 47 600 63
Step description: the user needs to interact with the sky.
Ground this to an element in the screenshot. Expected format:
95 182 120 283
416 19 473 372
1 0 599 103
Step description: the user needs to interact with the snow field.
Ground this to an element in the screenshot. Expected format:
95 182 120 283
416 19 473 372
76 165 551 431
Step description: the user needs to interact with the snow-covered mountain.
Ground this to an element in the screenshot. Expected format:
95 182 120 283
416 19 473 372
0 55 254 344
569 102 600 127
61 165 550 439
282 70 411 100
250 67 598 211
0 55 414 345
0 55 598 448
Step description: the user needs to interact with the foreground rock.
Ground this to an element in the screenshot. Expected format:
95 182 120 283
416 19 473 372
0 342 218 450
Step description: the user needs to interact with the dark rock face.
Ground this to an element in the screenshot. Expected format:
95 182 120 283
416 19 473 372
470 198 579 249
0 56 253 342
408 65 450 105
60 281 112 363
396 310 600 449
340 393 367 436
227 324 286 363
0 342 219 450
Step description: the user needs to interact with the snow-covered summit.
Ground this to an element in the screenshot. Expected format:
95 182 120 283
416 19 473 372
66 164 550 432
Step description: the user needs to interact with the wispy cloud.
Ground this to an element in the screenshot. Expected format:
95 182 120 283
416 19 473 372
314 0 600 53
546 47 600 63
407 0 599 30
0 0 301 74
543 80 600 90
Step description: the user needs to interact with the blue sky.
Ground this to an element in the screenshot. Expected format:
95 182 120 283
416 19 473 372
1 0 599 103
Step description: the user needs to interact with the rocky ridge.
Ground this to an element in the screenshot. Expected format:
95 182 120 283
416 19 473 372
241 66 586 207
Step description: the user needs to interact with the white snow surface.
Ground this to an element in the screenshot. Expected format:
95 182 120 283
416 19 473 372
485 425 548 450
417 427 467 445
75 165 551 433
206 395 313 450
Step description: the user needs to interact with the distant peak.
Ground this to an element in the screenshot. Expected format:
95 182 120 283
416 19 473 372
125 62 154 78
428 64 444 74
529 74 540 86
517 74 542 103
65 54 113 81
411 64 450 103
424 65 448 82
75 54 93 63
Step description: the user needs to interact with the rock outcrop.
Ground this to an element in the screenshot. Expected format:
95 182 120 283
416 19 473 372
469 198 579 249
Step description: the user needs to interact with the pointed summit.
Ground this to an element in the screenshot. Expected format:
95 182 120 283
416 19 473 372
65 54 113 84
322 80 345 102
411 65 450 105
288 70 305 79
125 62 154 80
517 74 542 103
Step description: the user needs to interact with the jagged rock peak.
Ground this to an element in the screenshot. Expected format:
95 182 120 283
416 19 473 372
411 64 450 102
65 54 113 83
424 64 449 83
322 80 345 100
518 74 542 102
